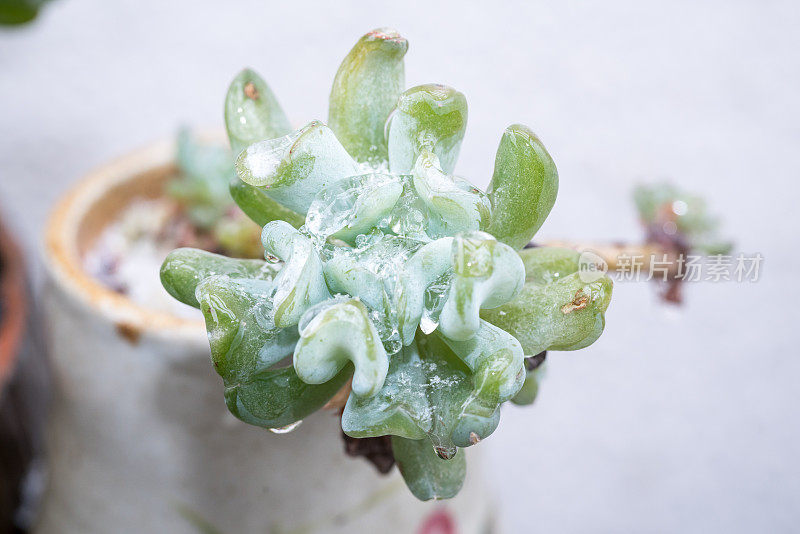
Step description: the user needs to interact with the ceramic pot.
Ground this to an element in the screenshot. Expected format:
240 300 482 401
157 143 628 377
38 139 495 534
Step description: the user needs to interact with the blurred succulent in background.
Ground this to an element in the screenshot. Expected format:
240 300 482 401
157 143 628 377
160 28 613 500
167 130 262 258
632 182 732 303
0 0 51 25
634 182 732 257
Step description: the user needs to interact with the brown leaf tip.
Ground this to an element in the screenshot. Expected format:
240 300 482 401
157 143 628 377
365 28 407 46
244 82 260 101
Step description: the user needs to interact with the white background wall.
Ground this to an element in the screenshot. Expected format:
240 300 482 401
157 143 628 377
1 1 798 532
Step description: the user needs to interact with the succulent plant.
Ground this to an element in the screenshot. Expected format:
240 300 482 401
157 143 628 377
167 129 262 258
633 181 732 256
160 28 613 501
0 0 51 25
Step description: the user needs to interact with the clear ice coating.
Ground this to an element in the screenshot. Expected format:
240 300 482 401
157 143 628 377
241 130 298 181
384 177 430 242
305 172 403 244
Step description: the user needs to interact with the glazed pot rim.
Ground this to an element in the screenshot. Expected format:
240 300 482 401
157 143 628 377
42 135 218 343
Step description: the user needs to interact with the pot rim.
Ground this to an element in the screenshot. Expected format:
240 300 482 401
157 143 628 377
0 213 27 387
42 136 210 343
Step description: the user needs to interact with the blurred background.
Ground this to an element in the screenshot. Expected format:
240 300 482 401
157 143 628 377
1 1 798 532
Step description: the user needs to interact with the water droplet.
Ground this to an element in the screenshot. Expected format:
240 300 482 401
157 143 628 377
421 270 453 334
433 443 457 460
269 420 303 434
419 315 438 335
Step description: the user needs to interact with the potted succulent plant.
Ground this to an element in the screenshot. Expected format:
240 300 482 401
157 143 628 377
164 24 613 511
40 28 613 533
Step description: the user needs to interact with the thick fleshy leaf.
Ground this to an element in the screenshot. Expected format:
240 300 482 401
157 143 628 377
341 343 428 440
387 84 467 175
487 124 558 250
436 320 525 405
391 436 466 501
225 366 352 429
481 272 613 356
516 248 607 341
195 274 349 429
329 28 408 165
228 178 305 228
518 246 581 283
196 276 296 377
439 232 525 341
235 121 360 215
160 248 280 308
295 298 389 397
305 172 403 244
512 361 546 406
224 68 291 155
224 70 305 228
412 150 491 238
261 221 331 328
342 335 503 454
424 334 502 449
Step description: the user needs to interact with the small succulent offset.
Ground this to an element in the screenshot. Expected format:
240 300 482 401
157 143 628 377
634 182 732 256
168 129 262 258
160 28 613 500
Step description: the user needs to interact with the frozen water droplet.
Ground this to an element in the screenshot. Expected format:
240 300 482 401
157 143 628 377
431 439 457 460
382 176 430 242
269 420 303 434
434 445 457 460
452 232 495 278
419 315 437 335
305 173 400 243
421 270 453 334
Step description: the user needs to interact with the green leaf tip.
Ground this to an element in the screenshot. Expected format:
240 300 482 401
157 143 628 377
225 68 291 155
388 84 468 175
487 124 559 250
392 436 466 501
160 248 279 309
329 28 408 165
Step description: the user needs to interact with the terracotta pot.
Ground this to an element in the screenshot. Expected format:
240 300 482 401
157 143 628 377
38 139 495 534
0 213 48 534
